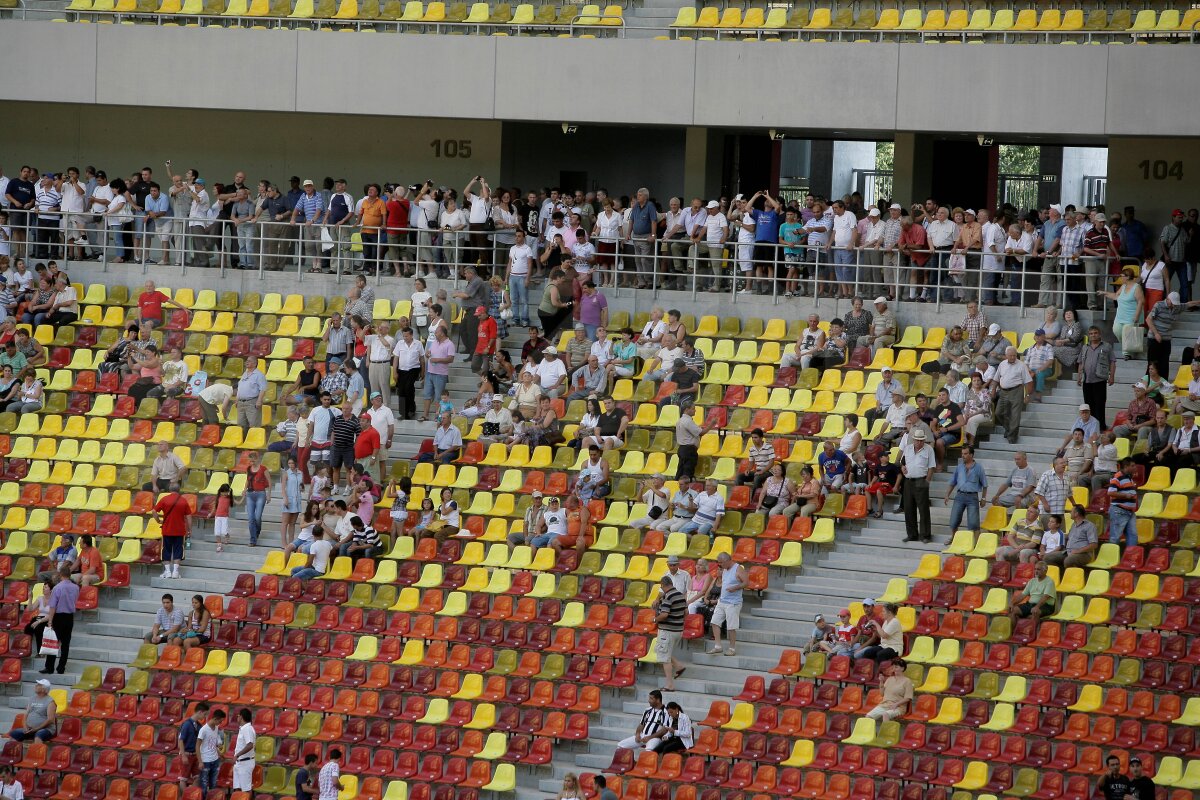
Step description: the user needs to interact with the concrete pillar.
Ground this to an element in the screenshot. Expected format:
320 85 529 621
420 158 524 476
682 127 710 203
1106 137 1199 230
892 132 934 206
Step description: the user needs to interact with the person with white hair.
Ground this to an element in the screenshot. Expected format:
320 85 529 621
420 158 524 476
991 346 1033 444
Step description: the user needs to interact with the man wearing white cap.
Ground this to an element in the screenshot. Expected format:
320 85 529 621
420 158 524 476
1114 382 1159 439
899 428 935 543
859 207 886 296
9 679 55 744
477 394 513 446
858 297 896 353
865 367 904 427
1146 291 1196 379
698 200 727 291
533 345 568 398
671 197 706 288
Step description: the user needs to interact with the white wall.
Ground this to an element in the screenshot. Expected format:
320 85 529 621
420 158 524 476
1059 147 1108 209
831 141 878 200
3 22 1200 136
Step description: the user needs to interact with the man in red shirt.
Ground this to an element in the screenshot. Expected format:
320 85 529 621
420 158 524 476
152 490 192 579
385 186 413 277
138 279 190 328
897 216 931 302
354 413 381 473
471 305 497 374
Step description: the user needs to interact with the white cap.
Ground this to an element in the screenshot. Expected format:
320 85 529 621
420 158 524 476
873 296 888 305
733 194 744 202
1079 404 1090 412
706 200 719 209
889 203 902 210
987 323 1001 334
35 679 51 688
964 209 976 216
1133 382 1147 390
1169 292 1181 305
862 597 876 606
868 207 880 217
911 428 927 440
492 394 504 403
543 346 558 355
1050 203 1062 212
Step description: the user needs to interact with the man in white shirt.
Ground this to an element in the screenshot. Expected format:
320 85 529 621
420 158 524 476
363 320 395 409
644 334 683 382
365 392 395 481
391 326 425 422
926 206 959 303
230 708 258 792
991 347 1034 444
533 346 568 398
900 428 936 543
829 199 859 299
589 327 613 367
506 229 534 327
698 200 727 291
58 167 87 261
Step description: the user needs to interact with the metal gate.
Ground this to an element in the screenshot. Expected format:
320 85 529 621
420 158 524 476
998 174 1040 212
853 169 894 207
1083 175 1108 208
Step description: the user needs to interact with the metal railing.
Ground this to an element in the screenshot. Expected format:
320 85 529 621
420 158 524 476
8 210 1148 322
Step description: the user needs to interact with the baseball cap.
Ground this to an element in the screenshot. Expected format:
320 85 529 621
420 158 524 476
881 367 893 374
531 491 543 498
1034 328 1045 336
862 598 876 606
814 614 825 622
889 203 902 210
543 346 558 355
370 391 381 399
912 429 927 440
873 296 888 304
1173 208 1185 217
706 200 719 209
474 305 487 315
837 609 850 617
35 679 51 688
1079 404 1090 411
868 207 880 217
302 179 314 187
1169 292 1182 305
666 555 680 565
964 209 976 216
733 193 744 202
987 323 1001 334
1133 382 1147 390
1049 203 1062 212
573 323 585 331
194 178 205 185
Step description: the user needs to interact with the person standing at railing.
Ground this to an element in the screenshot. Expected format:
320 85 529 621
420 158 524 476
951 209 982 302
384 185 413 278
627 188 657 290
322 178 354 274
4 166 34 261
823 199 857 300
1034 204 1066 308
856 208 885 300
1160 208 1191 304
141 183 171 266
491 189 519 277
229 188 258 271
186 177 212 268
1082 214 1115 309
896 214 930 302
1047 210 1085 312
290 179 325 274
58 167 86 263
354 183 387 276
744 190 781 296
506 229 534 328
925 206 958 304
439 194 468 275
166 172 190 267
978 209 1006 306
260 184 292 271
463 176 492 272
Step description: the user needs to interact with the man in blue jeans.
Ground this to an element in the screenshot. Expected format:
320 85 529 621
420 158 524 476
1106 458 1139 549
291 526 332 580
944 445 987 534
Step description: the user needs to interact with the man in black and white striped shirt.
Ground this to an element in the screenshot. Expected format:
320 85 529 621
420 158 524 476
616 690 668 750
655 575 688 691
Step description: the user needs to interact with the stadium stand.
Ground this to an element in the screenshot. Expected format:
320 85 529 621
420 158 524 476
0 181 1197 800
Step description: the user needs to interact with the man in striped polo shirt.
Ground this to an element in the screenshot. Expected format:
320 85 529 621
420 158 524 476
654 574 688 691
1106 458 1139 550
